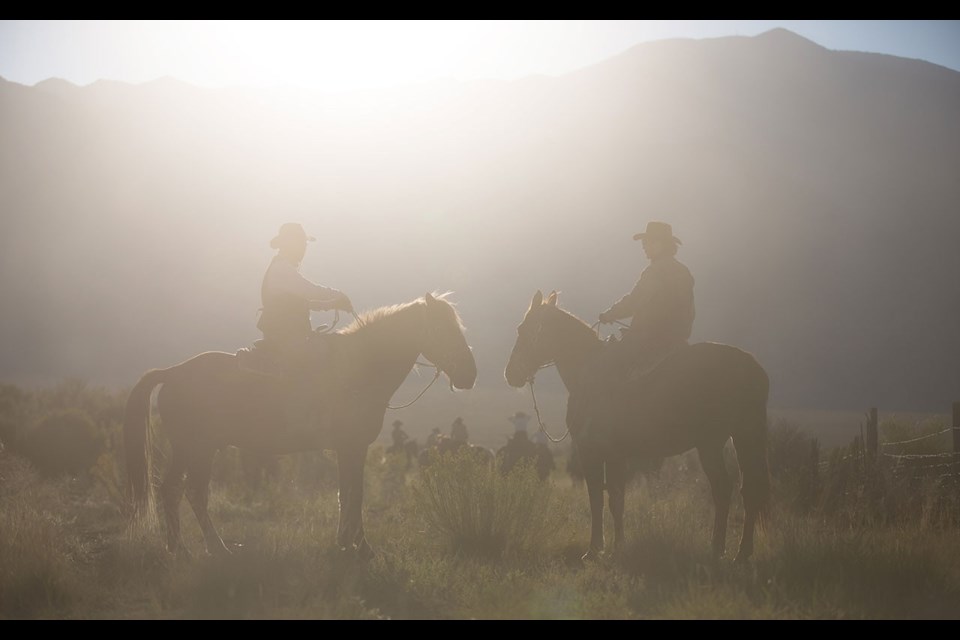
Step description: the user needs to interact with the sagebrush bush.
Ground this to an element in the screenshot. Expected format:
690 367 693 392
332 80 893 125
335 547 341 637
413 448 561 558
767 421 821 512
0 455 82 617
23 409 104 477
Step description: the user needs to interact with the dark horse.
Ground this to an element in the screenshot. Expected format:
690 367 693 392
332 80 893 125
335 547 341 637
125 293 476 556
504 291 769 562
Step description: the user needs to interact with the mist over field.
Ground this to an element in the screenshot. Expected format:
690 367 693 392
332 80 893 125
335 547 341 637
4 24 960 620
2 28 958 417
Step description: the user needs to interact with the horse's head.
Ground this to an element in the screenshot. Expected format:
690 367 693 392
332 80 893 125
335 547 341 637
420 293 477 390
505 290 563 387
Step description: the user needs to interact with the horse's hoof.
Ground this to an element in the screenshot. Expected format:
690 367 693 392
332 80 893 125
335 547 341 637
733 552 751 564
169 545 192 560
355 539 375 561
581 548 602 562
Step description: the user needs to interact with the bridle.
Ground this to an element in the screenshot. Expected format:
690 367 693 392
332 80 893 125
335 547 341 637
516 313 569 443
519 313 629 443
387 305 463 410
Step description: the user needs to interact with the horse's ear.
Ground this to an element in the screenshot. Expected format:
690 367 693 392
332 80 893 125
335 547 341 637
530 290 543 309
546 291 558 306
425 293 435 305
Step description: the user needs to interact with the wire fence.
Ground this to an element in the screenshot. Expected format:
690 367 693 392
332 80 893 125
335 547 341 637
880 427 960 447
812 406 960 490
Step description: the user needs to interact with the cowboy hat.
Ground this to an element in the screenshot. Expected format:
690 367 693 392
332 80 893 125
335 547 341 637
270 222 316 249
633 221 681 245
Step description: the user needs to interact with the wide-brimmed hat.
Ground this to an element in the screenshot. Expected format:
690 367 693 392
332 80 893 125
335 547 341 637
508 411 531 431
270 223 316 249
633 221 681 245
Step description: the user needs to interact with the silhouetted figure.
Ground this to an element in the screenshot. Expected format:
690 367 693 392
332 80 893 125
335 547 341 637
390 419 409 450
425 427 441 449
450 416 469 443
498 411 538 476
598 221 694 376
507 410 531 434
387 419 416 470
258 222 353 364
255 222 354 430
419 433 495 469
533 431 556 481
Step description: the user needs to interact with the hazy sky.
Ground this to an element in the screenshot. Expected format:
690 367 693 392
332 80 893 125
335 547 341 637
2 20 958 91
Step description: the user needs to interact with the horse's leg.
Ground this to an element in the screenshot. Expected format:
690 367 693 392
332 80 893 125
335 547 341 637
184 449 230 556
336 445 369 554
733 429 770 563
351 447 372 558
606 455 628 555
581 449 605 561
160 448 188 555
698 442 733 561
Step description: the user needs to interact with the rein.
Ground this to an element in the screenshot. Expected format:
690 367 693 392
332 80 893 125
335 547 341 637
524 312 623 443
528 363 570 443
592 319 630 339
388 306 447 410
388 362 441 410
314 309 342 334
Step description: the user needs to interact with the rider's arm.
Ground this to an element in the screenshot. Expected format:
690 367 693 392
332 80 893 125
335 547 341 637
268 260 347 311
601 266 662 321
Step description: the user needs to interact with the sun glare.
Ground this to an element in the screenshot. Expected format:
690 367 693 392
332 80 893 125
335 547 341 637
141 20 494 91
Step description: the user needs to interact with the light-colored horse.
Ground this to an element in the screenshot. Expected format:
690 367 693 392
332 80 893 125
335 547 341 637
125 293 476 556
505 290 769 562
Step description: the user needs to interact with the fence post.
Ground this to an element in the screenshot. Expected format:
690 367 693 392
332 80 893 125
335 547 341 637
866 407 879 462
953 402 960 455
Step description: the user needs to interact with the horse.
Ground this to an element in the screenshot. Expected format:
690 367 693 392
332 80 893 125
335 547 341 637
504 290 769 562
124 293 476 556
496 435 554 481
417 434 496 469
385 438 420 471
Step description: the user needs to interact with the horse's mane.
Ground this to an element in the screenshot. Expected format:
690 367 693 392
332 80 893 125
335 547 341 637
338 291 464 335
547 301 597 338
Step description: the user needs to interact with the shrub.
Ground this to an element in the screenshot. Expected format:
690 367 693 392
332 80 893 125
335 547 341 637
0 455 81 617
413 448 561 559
22 409 104 477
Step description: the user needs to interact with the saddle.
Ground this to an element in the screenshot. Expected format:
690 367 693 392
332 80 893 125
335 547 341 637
236 334 335 379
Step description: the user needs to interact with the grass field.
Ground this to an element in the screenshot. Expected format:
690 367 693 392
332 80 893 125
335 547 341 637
2 437 959 619
2 380 958 619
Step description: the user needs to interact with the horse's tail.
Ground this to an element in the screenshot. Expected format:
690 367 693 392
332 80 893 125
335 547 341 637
123 367 170 524
754 403 772 532
733 360 771 533
751 367 772 532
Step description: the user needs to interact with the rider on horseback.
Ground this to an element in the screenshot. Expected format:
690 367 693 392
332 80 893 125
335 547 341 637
390 419 409 450
257 222 354 430
258 222 353 363
598 221 695 377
